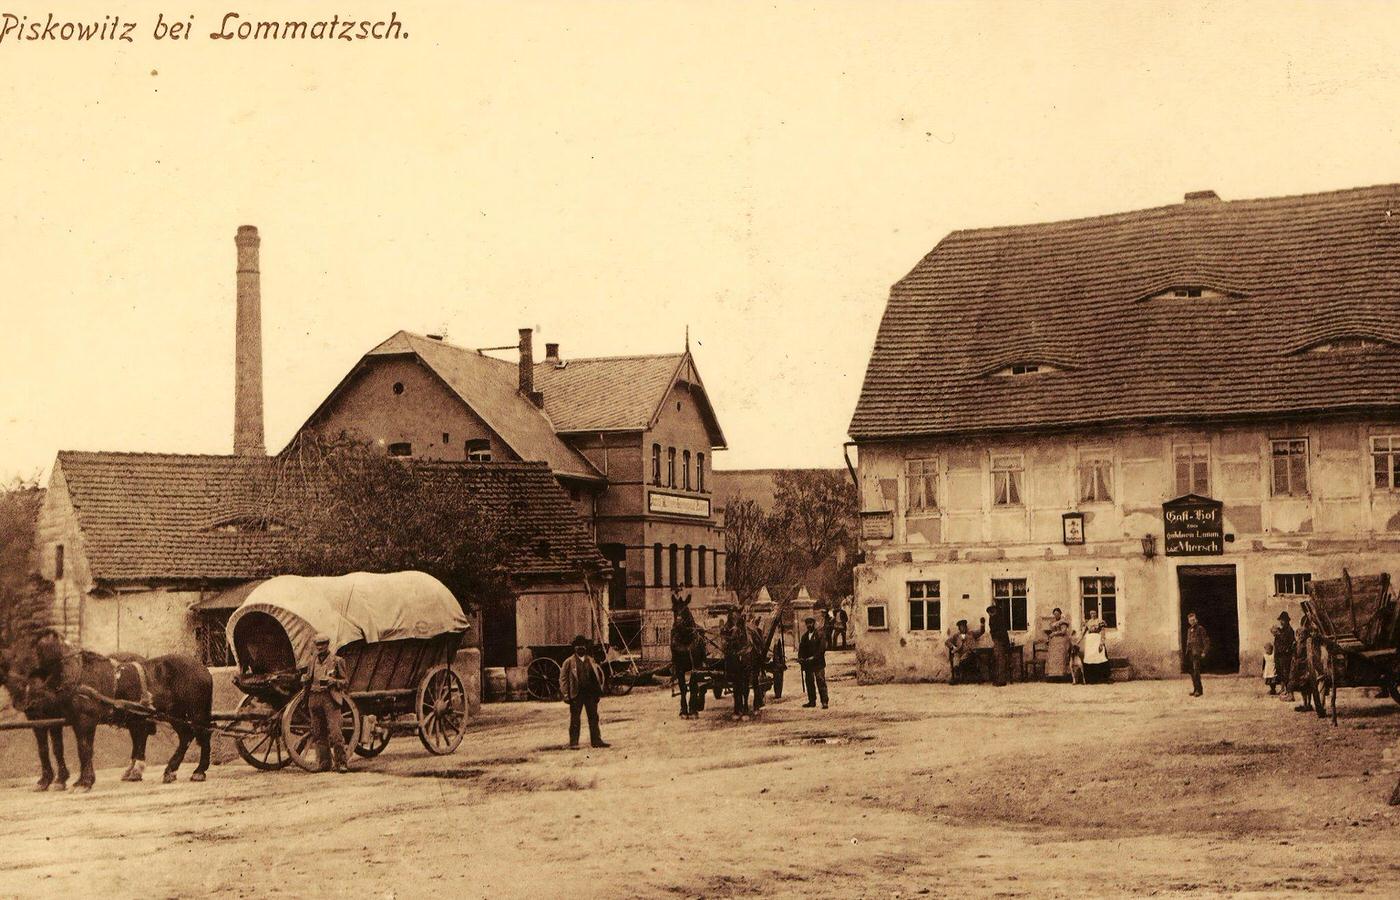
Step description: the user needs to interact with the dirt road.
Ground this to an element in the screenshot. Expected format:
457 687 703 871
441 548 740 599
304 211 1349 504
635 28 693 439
3 654 1397 898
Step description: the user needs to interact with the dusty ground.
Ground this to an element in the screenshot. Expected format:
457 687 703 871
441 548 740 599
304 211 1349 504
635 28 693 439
2 652 1398 899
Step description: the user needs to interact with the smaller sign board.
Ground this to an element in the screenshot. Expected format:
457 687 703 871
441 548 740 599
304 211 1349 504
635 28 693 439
647 491 711 518
1061 512 1085 545
1162 494 1224 556
859 510 894 540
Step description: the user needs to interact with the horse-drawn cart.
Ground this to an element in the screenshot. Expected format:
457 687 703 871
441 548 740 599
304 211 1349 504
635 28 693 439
220 572 472 771
524 644 657 702
1301 570 1398 725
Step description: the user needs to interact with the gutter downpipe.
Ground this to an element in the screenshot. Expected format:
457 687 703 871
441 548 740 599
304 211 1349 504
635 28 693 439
841 441 859 490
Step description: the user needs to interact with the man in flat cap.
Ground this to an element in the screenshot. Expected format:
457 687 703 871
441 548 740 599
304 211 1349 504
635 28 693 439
559 635 609 749
302 633 349 772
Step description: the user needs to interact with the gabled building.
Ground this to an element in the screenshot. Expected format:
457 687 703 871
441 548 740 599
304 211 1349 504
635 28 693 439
295 328 731 658
849 185 1400 681
35 451 607 669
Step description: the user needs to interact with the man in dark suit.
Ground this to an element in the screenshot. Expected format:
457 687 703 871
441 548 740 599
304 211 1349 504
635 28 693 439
985 604 1011 687
797 617 828 709
1185 612 1210 697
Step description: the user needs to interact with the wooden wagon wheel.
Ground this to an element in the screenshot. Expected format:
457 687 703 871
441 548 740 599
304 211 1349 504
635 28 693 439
354 714 392 759
605 660 635 696
233 694 292 771
527 657 562 702
416 664 468 755
280 689 361 773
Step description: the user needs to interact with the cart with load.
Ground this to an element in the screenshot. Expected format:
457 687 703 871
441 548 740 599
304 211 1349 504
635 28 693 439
524 643 660 701
220 571 472 771
1300 569 1397 725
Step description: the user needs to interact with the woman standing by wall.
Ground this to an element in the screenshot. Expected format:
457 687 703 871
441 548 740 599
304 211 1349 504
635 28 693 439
1079 611 1111 684
1043 608 1073 682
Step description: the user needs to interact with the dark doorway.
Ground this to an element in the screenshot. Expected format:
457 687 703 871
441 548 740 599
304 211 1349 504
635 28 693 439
481 595 519 669
600 543 628 610
1177 565 1239 674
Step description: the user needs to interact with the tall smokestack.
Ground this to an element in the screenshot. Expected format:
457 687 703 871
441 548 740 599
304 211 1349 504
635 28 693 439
233 225 266 456
518 327 543 407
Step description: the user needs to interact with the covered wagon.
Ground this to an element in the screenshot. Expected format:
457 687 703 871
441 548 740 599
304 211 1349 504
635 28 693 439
223 571 472 771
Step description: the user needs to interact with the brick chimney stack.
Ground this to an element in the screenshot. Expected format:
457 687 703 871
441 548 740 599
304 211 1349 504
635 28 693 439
233 226 266 456
519 328 544 407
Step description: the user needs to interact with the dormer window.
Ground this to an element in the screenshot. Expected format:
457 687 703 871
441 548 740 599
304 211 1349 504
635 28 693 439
1135 280 1245 303
1303 337 1393 353
991 362 1059 377
1172 287 1203 298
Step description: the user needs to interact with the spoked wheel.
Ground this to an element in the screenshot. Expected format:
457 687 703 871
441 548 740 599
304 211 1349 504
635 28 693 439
354 714 392 758
280 689 360 773
233 694 292 771
417 664 468 755
527 657 562 702
606 662 636 696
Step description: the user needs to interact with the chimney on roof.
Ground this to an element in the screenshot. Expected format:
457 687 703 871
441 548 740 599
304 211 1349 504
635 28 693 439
233 225 266 457
1184 190 1221 204
518 328 544 407
544 342 560 362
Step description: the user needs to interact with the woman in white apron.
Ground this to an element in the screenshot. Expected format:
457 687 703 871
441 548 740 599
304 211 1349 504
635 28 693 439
1079 613 1111 684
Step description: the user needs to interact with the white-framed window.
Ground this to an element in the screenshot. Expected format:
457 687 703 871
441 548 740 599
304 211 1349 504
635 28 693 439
667 447 676 487
1372 435 1400 491
992 578 1029 631
683 450 692 490
1270 438 1310 496
905 458 938 514
991 453 1023 507
697 452 706 492
1080 576 1117 628
1174 443 1210 496
907 581 941 632
1274 573 1311 596
465 439 492 462
1078 450 1113 503
865 604 888 631
651 444 662 485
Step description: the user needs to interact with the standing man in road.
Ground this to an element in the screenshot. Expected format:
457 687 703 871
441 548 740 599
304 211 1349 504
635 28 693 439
1274 611 1296 702
1185 612 1210 697
798 616 829 709
769 624 788 699
303 633 349 773
985 604 1011 687
559 636 610 750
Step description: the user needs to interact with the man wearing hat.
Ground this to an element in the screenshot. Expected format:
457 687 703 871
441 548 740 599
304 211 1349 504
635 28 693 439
797 616 828 708
1274 611 1296 702
559 636 609 749
302 633 349 773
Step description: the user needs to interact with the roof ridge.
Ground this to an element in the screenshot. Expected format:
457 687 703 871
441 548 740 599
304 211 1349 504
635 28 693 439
535 351 686 364
58 450 245 461
940 182 1400 242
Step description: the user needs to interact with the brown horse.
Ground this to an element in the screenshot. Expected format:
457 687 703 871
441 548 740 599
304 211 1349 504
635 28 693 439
0 642 71 791
24 629 214 791
669 592 708 718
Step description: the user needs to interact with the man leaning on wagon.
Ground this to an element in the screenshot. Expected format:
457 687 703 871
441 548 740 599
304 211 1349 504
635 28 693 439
303 633 350 773
559 636 610 750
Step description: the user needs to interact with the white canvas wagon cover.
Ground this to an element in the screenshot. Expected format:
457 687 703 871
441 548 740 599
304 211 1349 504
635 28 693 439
226 571 469 665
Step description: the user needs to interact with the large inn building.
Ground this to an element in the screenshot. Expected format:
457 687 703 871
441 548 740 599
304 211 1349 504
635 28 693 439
848 185 1400 681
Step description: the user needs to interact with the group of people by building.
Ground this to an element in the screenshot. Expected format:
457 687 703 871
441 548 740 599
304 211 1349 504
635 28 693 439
1262 610 1330 717
943 605 1113 687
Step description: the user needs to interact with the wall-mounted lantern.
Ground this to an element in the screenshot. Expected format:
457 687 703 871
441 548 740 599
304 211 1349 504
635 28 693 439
1141 533 1158 559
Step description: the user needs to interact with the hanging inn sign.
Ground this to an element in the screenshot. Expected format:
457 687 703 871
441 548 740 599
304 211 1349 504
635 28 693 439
1162 494 1224 556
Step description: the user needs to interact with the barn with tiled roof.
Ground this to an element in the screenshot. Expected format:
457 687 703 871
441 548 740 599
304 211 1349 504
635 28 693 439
848 186 1400 684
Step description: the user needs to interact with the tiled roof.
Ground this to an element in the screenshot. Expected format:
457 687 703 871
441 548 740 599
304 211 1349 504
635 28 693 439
534 354 684 432
850 184 1400 439
361 332 603 481
54 451 607 584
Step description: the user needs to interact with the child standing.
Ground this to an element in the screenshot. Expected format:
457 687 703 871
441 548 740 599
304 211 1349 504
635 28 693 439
1262 637 1278 694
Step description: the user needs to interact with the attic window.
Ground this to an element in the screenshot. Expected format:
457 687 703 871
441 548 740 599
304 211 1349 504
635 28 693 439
387 442 412 457
465 439 492 462
1141 284 1237 302
1172 287 1203 298
1304 337 1392 353
992 363 1059 377
212 515 286 533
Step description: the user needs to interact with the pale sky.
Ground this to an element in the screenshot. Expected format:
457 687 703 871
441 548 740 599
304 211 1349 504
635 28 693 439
2 1 1397 479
